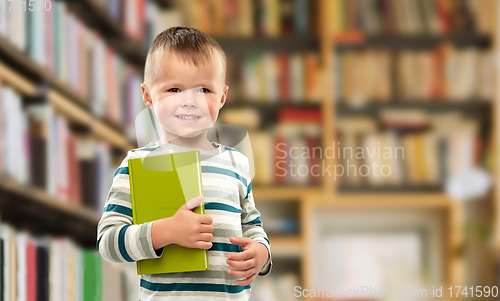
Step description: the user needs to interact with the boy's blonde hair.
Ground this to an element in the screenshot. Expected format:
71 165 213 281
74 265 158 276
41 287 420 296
144 26 227 87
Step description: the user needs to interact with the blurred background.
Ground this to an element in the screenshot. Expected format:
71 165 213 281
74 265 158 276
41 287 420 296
0 0 498 300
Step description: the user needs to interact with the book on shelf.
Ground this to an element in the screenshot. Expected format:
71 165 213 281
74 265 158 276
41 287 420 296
326 0 494 35
89 0 165 46
128 150 209 275
239 51 320 103
178 0 318 37
335 45 494 106
246 108 321 186
336 112 484 187
0 221 131 300
1 85 118 211
145 2 184 48
2 85 30 186
77 139 114 211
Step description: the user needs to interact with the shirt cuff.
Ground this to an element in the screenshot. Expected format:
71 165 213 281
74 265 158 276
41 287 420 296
258 242 272 276
143 221 164 259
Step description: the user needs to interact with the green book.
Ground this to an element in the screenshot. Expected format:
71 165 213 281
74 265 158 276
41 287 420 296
82 250 102 301
128 150 209 275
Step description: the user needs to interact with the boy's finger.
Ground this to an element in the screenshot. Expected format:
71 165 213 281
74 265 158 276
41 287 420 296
185 195 204 210
199 214 213 225
178 195 204 211
227 249 252 261
226 258 254 270
198 233 213 242
227 268 254 278
195 241 212 249
229 237 253 246
199 224 214 233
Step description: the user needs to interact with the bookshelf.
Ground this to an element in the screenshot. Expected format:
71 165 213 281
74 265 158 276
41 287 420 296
0 0 161 299
302 0 497 299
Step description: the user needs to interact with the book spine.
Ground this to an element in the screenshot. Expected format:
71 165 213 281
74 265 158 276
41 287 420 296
195 151 208 270
127 159 141 275
128 160 137 225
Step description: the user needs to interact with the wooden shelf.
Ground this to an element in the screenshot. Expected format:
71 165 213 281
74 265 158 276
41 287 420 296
333 192 453 208
222 102 321 128
253 186 322 201
268 235 302 259
0 176 101 247
216 36 320 54
0 176 100 224
0 35 89 106
224 101 321 109
337 184 444 193
152 0 175 8
335 33 491 49
337 100 492 116
48 88 135 150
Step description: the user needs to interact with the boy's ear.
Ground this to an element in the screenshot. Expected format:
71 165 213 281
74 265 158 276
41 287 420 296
141 83 153 109
219 85 229 109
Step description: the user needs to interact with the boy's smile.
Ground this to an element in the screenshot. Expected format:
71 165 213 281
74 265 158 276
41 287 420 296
141 52 228 149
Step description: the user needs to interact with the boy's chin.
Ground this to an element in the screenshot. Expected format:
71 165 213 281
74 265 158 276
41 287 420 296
171 129 206 139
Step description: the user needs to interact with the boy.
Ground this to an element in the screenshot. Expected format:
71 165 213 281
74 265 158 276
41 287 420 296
96 27 272 300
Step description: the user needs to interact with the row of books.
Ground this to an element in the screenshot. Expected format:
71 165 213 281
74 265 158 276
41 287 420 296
0 221 134 301
326 0 494 35
236 51 321 103
96 0 184 48
0 1 145 136
335 46 493 105
95 0 146 43
1 84 116 212
336 112 482 186
250 273 302 301
249 109 322 186
180 0 318 37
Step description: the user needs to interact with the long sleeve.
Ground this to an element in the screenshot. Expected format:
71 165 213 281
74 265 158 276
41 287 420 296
96 151 163 263
240 157 272 276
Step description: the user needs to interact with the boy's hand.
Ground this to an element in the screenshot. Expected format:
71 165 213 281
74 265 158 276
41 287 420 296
152 196 214 250
226 237 270 286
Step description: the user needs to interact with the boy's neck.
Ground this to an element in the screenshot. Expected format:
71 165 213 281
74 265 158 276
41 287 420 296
161 131 216 151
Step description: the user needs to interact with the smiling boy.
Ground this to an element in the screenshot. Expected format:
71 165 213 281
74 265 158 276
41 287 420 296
96 27 272 300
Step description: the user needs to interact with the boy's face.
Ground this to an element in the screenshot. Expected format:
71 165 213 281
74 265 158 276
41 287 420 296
141 52 228 141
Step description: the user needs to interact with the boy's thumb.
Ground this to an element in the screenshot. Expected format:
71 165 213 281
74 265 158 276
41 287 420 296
179 195 204 211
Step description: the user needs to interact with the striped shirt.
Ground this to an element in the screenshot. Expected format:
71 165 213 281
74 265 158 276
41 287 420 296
97 140 272 300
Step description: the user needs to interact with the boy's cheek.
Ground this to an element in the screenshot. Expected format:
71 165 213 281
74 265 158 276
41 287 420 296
207 106 220 122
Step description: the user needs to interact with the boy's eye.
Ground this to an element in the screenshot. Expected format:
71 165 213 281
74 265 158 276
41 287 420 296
197 88 210 93
167 88 181 92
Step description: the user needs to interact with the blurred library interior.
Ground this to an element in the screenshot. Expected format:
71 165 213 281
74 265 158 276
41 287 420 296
0 0 499 300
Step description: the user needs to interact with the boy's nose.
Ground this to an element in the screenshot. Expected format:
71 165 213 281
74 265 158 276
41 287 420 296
180 93 198 107
181 99 197 107
180 89 206 107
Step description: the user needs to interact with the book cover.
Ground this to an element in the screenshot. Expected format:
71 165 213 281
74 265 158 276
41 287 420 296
128 150 209 275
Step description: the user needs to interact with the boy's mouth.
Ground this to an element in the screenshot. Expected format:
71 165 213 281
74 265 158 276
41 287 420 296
175 115 201 122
